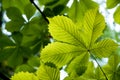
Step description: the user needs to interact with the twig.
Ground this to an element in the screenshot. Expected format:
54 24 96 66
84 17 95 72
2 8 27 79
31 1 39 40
90 53 108 80
30 0 49 23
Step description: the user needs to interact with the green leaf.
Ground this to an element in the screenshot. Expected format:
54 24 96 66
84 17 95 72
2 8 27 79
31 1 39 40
114 6 120 24
103 54 120 80
66 52 89 77
24 3 36 20
91 39 118 57
6 7 24 21
41 42 85 67
82 8 105 47
48 15 85 48
3 0 29 13
12 32 23 45
36 64 60 80
15 64 35 73
7 48 23 67
27 56 40 67
68 0 98 23
6 7 25 32
79 62 95 79
6 46 32 67
6 21 24 32
106 0 120 9
11 72 38 80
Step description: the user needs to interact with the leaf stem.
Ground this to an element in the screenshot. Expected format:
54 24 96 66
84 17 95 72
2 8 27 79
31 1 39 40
29 0 49 23
90 53 108 80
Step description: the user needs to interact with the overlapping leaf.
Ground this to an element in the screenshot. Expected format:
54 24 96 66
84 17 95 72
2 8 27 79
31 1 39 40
68 0 98 24
36 64 60 80
11 72 38 80
103 54 120 80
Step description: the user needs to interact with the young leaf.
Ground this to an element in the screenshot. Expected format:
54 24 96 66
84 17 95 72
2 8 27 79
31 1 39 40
11 72 38 80
36 64 60 80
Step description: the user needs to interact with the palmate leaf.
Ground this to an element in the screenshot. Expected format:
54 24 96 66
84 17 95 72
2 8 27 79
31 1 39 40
41 9 118 70
36 64 60 80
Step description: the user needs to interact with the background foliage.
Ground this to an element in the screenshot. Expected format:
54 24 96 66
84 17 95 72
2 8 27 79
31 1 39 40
0 0 120 80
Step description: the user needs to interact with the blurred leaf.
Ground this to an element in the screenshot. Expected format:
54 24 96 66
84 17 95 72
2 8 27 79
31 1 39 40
53 4 65 15
15 64 35 73
6 21 24 32
3 0 29 13
36 64 60 80
114 6 120 24
106 0 120 9
68 0 98 23
27 56 40 67
38 0 58 5
12 32 23 45
6 7 24 21
0 47 15 62
0 35 14 48
6 7 25 32
24 3 36 20
41 0 69 16
7 47 23 67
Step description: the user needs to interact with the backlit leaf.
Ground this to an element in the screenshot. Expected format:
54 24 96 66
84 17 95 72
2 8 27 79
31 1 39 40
91 39 118 57
11 72 38 80
37 64 60 80
41 42 85 67
48 15 85 48
106 0 120 9
114 6 120 24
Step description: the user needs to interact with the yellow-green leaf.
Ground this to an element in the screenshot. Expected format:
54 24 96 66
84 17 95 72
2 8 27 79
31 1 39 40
106 0 120 9
91 39 118 58
37 64 60 80
41 42 86 67
11 72 38 80
114 6 120 24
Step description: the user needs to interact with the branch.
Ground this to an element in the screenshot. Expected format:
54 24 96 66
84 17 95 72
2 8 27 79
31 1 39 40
30 0 49 23
90 53 108 80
